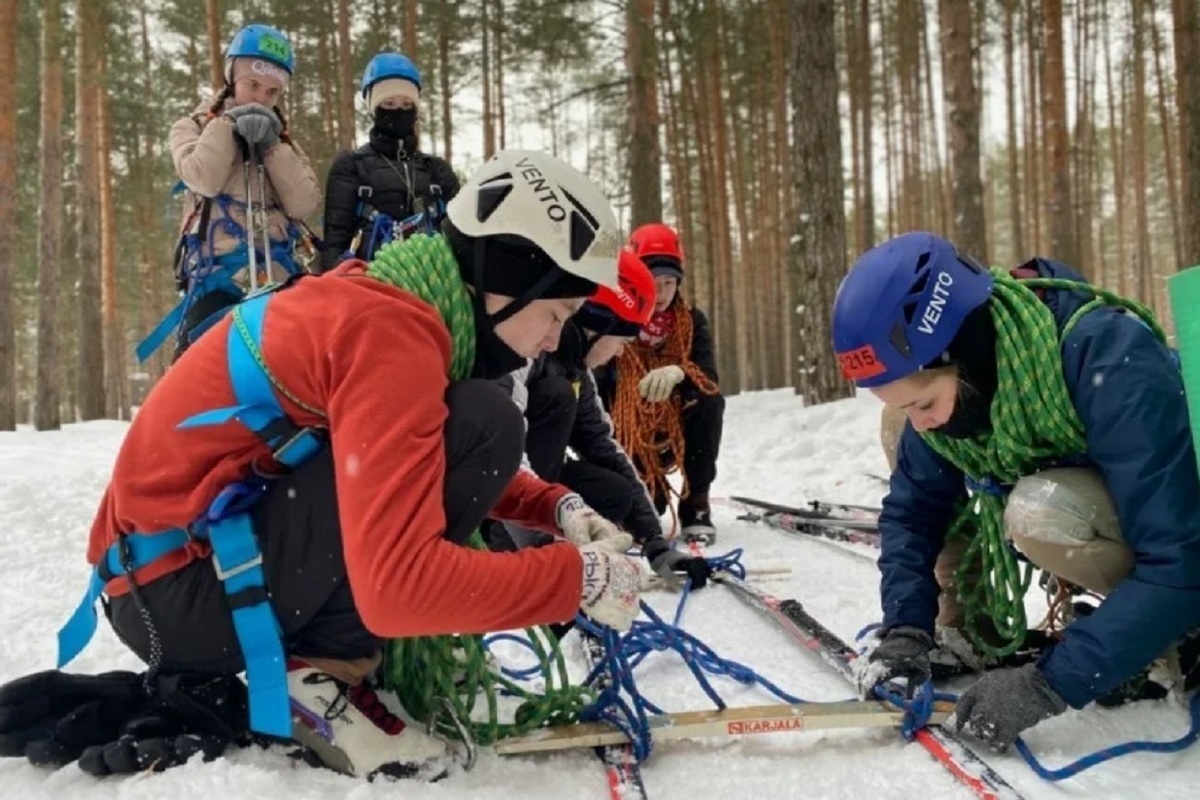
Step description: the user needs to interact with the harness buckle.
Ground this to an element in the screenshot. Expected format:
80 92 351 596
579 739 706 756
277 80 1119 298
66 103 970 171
212 550 263 581
272 425 325 464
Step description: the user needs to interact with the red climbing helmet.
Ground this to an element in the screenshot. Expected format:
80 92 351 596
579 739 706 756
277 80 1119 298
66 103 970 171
575 250 656 336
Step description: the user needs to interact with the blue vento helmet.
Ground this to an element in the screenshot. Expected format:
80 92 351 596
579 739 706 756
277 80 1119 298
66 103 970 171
361 52 422 98
225 24 295 81
831 232 994 388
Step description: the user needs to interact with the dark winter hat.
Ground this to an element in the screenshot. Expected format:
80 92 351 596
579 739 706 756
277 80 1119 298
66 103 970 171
444 221 600 299
643 254 684 282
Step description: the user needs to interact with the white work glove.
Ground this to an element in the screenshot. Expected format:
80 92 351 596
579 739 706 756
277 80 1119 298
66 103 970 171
579 543 643 631
556 494 634 553
637 365 685 403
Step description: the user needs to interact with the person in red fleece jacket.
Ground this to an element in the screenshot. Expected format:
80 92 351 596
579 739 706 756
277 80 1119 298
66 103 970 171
36 150 641 782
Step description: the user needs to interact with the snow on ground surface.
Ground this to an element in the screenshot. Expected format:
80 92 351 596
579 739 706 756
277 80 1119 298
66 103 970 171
1 390 1197 799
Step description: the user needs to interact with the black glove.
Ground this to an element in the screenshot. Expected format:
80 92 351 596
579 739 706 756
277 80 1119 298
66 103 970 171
642 537 712 590
0 669 249 775
225 103 282 150
857 625 934 698
950 664 1067 751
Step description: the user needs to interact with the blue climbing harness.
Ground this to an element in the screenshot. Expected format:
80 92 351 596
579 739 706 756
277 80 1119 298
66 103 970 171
348 196 446 264
136 190 308 363
59 286 326 737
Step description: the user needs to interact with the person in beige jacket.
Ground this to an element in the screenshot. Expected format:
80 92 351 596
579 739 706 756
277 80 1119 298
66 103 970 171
137 23 321 363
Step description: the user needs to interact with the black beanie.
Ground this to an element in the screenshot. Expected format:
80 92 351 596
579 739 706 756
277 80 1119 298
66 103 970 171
444 221 600 300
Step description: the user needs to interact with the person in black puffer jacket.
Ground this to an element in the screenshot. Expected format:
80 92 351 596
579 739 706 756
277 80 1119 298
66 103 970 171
319 52 459 272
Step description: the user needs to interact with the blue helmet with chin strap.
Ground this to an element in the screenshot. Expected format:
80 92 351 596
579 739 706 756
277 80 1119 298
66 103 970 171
361 52 422 98
831 231 994 388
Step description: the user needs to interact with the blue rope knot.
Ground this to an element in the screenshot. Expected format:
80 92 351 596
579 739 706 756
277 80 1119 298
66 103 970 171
872 681 950 741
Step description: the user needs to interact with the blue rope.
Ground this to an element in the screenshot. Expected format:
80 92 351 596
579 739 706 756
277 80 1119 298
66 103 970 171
1013 688 1200 780
854 619 1200 778
481 632 546 682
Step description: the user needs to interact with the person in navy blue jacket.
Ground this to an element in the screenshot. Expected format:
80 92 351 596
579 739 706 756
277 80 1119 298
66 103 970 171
832 231 1200 752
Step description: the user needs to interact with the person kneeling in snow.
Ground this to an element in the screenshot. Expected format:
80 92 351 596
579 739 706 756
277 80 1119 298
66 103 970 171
0 150 643 781
838 231 1200 752
489 249 712 591
595 223 725 543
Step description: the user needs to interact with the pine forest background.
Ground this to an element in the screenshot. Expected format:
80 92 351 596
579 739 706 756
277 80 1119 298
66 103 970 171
1 0 1199 430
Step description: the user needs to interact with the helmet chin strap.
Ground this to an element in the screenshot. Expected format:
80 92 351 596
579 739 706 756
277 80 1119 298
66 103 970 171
579 317 618 361
472 237 565 327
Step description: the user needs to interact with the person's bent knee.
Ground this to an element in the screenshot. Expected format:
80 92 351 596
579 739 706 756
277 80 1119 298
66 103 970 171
446 379 525 469
1004 467 1120 547
529 375 578 410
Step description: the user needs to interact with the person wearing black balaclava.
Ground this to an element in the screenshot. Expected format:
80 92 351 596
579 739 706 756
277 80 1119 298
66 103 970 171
319 52 459 272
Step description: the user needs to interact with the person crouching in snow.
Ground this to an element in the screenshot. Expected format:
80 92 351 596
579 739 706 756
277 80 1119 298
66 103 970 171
6 150 641 782
596 223 725 543
489 249 712 591
838 231 1200 753
140 23 321 363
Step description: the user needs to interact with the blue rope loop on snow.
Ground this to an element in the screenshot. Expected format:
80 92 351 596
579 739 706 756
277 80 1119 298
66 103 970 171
1012 687 1200 781
855 619 1200 778
577 547 814 763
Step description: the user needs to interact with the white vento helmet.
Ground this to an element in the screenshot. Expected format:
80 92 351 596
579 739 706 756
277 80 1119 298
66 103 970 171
446 149 621 291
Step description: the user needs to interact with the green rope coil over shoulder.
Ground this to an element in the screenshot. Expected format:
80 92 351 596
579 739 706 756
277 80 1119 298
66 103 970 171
366 234 477 380
920 269 1165 656
367 236 594 744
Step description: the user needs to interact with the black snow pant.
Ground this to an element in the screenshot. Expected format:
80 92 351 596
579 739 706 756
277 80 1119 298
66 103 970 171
171 289 242 363
108 379 524 675
642 392 725 514
486 376 640 551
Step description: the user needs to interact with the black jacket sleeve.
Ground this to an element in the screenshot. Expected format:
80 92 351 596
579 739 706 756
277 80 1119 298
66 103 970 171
687 307 719 386
426 156 461 203
570 370 662 544
319 150 364 272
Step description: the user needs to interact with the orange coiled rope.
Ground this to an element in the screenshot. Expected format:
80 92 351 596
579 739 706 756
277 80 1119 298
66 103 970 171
610 301 719 526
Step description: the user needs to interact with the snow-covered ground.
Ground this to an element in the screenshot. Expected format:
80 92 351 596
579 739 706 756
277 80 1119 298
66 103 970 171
1 390 1196 799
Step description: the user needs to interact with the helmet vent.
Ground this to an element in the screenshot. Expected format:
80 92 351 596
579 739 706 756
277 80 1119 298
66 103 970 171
476 182 512 222
889 321 913 358
909 269 930 296
902 300 919 324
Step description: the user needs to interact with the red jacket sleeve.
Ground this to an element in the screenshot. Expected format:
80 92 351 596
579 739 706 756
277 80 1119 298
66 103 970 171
304 304 583 637
491 470 571 534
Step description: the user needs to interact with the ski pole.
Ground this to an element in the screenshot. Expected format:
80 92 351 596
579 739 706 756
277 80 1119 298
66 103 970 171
255 148 274 284
243 145 259 292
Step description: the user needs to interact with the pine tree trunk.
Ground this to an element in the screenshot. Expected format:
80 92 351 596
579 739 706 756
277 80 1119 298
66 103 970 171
36 0 64 430
98 38 126 420
1173 0 1200 268
846 5 863 253
1131 0 1152 302
0 0 17 430
627 0 662 226
791 0 851 404
1024 0 1043 254
1103 0 1127 288
1150 3 1183 273
880 0 897 238
768 0 793 387
482 0 494 158
317 27 337 154
205 0 222 93
76 0 105 421
336 0 354 151
495 0 506 150
858 0 875 249
438 12 453 163
939 0 988 260
1042 0 1075 266
1003 0 1024 261
404 0 418 57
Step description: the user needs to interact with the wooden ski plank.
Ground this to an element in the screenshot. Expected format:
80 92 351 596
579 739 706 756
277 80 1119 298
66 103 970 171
495 700 953 755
